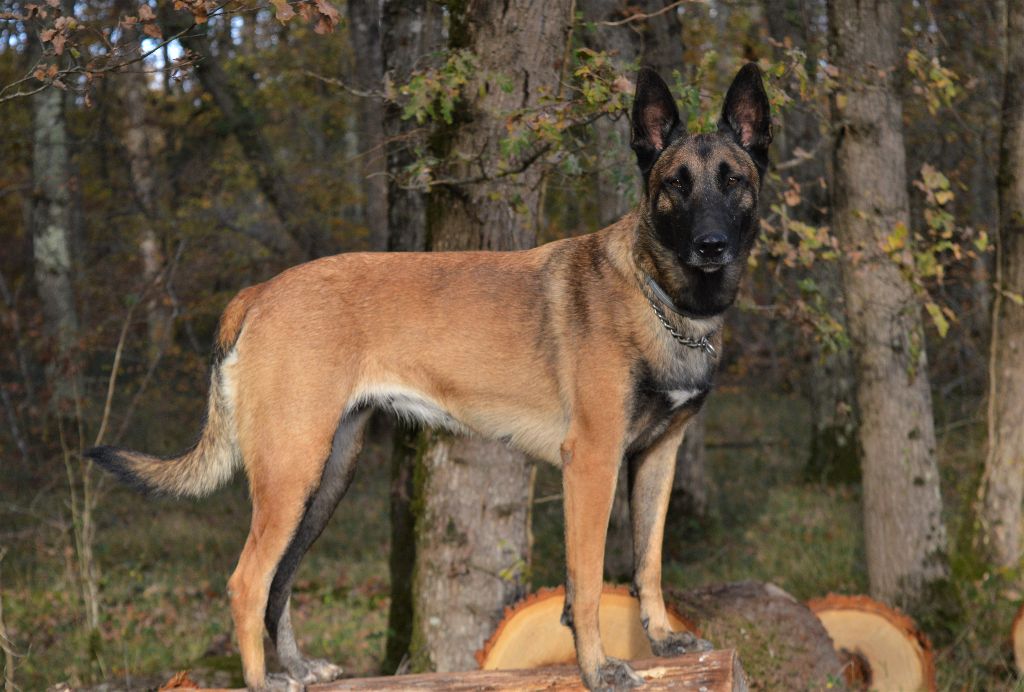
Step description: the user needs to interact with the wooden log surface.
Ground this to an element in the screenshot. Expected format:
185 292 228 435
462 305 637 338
315 650 747 691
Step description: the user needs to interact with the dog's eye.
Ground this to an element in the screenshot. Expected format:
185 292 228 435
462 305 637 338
667 177 684 189
726 175 741 187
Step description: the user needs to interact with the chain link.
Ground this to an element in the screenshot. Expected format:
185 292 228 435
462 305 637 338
646 297 717 356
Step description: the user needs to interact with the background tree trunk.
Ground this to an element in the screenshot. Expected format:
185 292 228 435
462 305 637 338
119 26 173 368
30 64 78 409
764 0 859 484
979 0 1024 569
828 0 948 607
409 0 572 672
378 0 444 673
347 0 389 251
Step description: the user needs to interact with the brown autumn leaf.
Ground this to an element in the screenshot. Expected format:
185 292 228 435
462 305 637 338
314 0 340 28
158 670 200 690
270 0 296 22
297 2 316 22
52 32 66 55
143 22 162 39
121 15 139 26
33 67 46 81
39 28 56 41
45 0 59 7
138 4 156 21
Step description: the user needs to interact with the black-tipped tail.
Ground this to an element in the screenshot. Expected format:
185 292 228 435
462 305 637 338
85 445 162 496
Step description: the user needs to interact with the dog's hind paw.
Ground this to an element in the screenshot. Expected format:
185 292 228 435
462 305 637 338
288 657 344 684
261 673 305 692
649 630 714 657
584 657 644 691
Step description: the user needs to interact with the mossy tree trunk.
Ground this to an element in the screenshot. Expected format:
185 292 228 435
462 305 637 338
827 0 948 607
979 0 1024 570
409 0 572 672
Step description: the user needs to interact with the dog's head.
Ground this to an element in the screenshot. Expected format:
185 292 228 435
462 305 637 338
631 64 772 318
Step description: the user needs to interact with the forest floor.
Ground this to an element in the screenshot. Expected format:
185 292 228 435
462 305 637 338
0 389 1020 690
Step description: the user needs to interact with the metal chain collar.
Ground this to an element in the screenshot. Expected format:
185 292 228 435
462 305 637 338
642 276 718 356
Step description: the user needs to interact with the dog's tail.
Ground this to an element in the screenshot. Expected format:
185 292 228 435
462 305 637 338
86 286 261 498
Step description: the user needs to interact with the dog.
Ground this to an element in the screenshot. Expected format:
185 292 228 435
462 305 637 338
88 63 771 691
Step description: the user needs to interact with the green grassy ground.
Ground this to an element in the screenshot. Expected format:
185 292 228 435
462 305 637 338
1 390 1020 689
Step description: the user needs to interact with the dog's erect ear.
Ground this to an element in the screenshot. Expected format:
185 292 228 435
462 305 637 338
631 67 683 179
719 63 772 175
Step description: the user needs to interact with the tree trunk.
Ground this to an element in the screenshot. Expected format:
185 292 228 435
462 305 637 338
347 0 389 251
120 27 173 368
378 0 445 673
410 1 572 672
828 0 948 607
31 68 79 409
979 0 1024 569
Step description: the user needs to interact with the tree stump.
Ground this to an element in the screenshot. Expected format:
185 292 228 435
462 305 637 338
475 585 697 670
666 581 842 690
807 593 936 691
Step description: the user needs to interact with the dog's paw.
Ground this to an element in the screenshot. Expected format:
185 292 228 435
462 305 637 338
649 630 714 657
260 673 305 692
582 657 644 691
289 657 344 684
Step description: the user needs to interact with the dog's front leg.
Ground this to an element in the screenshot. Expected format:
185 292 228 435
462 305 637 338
630 418 713 657
561 431 643 691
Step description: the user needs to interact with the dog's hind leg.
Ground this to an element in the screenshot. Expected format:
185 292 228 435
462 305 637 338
265 408 372 685
228 408 370 691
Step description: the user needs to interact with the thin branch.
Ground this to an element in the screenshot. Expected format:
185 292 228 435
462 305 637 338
598 0 698 27
92 301 136 448
302 69 384 99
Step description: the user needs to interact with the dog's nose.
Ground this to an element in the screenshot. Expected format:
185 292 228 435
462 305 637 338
694 233 729 260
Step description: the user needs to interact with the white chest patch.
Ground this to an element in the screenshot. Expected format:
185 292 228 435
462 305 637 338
667 388 701 409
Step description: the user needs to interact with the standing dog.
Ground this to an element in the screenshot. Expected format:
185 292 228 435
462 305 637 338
89 64 771 690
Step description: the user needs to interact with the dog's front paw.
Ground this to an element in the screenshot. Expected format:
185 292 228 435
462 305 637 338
582 656 644 691
649 630 714 657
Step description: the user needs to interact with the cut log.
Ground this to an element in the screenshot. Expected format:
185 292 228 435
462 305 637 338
667 581 843 690
320 650 747 690
475 584 698 670
1012 602 1024 674
807 593 936 691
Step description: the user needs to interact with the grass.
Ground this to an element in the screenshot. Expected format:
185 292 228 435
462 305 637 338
0 388 1021 689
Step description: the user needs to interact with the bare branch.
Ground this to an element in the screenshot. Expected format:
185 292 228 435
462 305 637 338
598 1 700 27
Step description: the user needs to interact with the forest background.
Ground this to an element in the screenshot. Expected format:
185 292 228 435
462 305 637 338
0 0 1023 689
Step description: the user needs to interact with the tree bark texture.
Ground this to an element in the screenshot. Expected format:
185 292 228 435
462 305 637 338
31 67 79 407
410 0 572 673
980 0 1024 569
379 0 445 673
828 0 948 606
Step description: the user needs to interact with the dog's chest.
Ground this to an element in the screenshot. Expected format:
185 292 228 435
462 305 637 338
626 352 714 453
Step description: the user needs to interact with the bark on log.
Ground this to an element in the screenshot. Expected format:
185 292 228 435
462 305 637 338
666 581 842 690
319 650 747 691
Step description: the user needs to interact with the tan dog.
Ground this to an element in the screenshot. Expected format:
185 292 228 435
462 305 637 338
89 64 771 691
